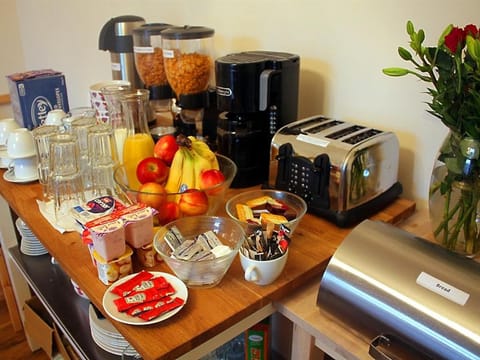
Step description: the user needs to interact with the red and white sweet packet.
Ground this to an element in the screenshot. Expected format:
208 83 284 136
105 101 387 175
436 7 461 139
110 270 185 321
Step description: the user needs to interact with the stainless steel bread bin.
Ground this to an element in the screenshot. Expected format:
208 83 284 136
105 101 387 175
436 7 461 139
269 115 402 227
317 220 480 359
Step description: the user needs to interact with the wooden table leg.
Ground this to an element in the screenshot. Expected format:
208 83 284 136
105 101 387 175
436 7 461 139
291 322 321 359
0 246 23 332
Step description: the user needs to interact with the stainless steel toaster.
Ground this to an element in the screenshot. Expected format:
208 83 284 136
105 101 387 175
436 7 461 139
268 115 402 227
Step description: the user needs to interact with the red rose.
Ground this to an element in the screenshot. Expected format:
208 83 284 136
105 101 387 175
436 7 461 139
464 24 479 38
444 27 466 53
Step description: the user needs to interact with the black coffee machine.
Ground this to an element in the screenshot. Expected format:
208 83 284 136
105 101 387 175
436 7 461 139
215 51 300 188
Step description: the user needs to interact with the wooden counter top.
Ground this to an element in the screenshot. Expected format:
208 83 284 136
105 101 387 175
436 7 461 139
0 170 415 360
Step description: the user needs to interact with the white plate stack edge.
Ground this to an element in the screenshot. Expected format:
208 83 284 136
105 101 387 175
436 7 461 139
88 304 140 358
16 217 48 256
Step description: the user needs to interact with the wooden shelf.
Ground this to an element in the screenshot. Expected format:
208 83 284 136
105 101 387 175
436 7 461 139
8 246 127 360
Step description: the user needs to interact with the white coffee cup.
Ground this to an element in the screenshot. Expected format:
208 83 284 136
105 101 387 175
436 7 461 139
6 128 36 158
9 155 38 179
0 118 20 146
239 249 289 286
44 109 67 126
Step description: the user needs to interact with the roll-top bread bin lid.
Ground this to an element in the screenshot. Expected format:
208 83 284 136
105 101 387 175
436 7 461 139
317 219 480 360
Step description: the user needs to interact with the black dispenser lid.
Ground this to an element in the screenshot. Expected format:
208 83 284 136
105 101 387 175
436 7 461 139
132 23 172 38
99 15 145 53
161 25 214 40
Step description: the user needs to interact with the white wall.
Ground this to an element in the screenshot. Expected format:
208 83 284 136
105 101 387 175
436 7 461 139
6 0 480 209
0 0 24 118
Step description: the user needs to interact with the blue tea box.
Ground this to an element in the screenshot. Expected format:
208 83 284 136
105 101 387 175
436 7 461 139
7 69 70 129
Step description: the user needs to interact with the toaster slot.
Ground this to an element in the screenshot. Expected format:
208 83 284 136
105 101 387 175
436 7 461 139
307 120 343 134
326 125 365 140
343 128 383 144
279 116 330 135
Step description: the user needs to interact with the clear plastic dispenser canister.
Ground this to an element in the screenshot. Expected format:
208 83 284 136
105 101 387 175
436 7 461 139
161 26 215 100
161 26 215 136
133 23 174 127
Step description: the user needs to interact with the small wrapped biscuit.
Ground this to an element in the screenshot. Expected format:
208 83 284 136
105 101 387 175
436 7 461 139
246 196 271 208
236 203 253 222
136 242 158 268
260 213 288 225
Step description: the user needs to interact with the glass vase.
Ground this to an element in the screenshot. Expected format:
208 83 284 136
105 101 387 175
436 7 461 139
429 131 480 257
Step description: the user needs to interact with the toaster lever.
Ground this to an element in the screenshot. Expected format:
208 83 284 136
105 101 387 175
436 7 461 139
275 143 293 190
311 154 330 209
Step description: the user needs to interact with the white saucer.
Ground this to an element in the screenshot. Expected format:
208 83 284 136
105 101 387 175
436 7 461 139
3 169 38 183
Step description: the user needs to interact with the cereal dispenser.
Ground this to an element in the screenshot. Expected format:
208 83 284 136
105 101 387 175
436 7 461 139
161 26 215 137
132 23 174 128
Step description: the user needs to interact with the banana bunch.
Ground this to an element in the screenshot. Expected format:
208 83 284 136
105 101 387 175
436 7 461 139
164 135 219 194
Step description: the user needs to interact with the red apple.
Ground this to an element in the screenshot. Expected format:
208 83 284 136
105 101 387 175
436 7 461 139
136 157 169 184
178 189 209 216
154 134 179 166
157 200 181 225
199 169 226 195
137 182 167 210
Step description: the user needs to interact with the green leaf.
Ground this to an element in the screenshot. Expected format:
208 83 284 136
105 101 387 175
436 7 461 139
438 24 453 47
444 157 463 174
466 36 480 62
398 47 412 60
382 67 409 76
417 29 425 45
406 20 414 35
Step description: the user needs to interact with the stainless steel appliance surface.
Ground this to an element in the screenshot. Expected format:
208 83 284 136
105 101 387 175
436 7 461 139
317 219 480 360
269 115 402 227
99 15 145 89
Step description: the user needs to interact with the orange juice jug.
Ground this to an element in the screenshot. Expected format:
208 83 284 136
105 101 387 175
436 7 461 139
123 133 154 190
120 89 154 191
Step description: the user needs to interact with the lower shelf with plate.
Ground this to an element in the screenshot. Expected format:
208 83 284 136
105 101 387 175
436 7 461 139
8 246 136 360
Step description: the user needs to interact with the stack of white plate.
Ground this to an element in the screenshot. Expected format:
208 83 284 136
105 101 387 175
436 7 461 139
16 218 48 256
88 305 140 358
